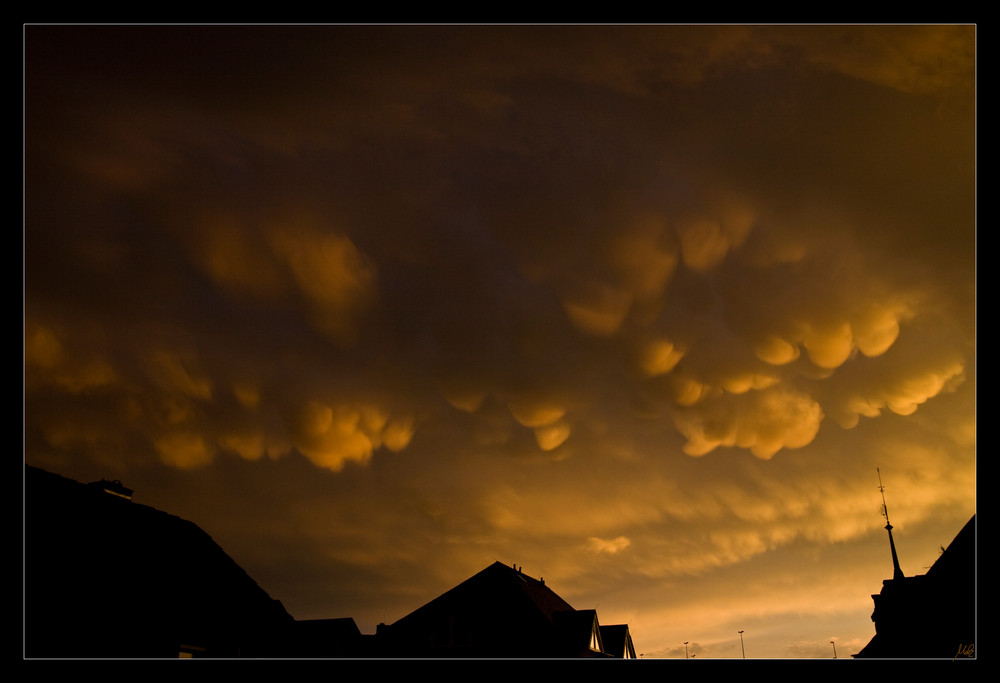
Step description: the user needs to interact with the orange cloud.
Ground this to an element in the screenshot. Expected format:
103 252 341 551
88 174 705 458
561 282 633 337
269 223 377 346
288 400 416 471
676 202 754 273
587 536 631 554
674 387 824 459
534 421 571 451
147 349 213 400
25 323 64 369
154 432 214 469
611 216 679 305
639 338 685 377
803 320 854 369
194 211 286 300
753 335 801 366
508 397 566 428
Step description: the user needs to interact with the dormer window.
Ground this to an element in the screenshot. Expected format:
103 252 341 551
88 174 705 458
589 626 601 652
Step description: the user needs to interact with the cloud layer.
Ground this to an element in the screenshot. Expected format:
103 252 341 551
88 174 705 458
25 25 975 657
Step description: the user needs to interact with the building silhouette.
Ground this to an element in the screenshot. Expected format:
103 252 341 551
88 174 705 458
372 560 637 657
24 466 636 658
24 465 294 657
599 624 638 659
853 514 976 658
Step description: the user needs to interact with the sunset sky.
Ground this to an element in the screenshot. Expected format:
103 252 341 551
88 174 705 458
24 25 975 659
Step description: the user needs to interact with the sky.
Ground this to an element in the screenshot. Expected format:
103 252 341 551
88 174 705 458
24 25 976 659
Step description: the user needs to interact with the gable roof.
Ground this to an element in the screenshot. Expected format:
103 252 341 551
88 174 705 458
553 608 604 655
377 561 613 657
599 624 637 658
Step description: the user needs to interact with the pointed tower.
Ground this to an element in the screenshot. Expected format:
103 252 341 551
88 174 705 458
877 467 904 581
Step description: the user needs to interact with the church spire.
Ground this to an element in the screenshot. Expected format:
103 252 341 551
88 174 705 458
877 467 904 581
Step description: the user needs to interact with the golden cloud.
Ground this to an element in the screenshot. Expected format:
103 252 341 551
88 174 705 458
55 361 119 394
639 338 685 377
534 421 572 451
826 347 966 429
147 349 213 400
674 387 824 459
851 301 909 358
561 282 633 337
586 535 631 554
288 400 416 471
25 322 119 394
508 397 567 428
442 382 489 413
154 432 214 469
803 320 855 369
269 223 378 346
219 432 267 461
382 415 417 452
611 216 679 303
232 382 262 410
752 335 801 366
676 202 754 273
25 324 64 369
194 210 286 300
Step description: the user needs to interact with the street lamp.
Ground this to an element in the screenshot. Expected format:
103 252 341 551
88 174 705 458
831 641 837 659
738 630 745 659
684 641 689 659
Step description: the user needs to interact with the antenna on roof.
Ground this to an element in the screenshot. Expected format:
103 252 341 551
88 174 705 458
877 467 904 581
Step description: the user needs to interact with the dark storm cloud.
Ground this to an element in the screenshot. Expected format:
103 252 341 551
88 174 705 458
25 25 974 657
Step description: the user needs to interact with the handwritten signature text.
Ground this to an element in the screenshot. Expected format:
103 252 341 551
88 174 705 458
953 643 974 660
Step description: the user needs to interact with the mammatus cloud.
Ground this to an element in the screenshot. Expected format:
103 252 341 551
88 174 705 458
289 400 416 472
533 421 572 451
26 23 973 469
587 536 631 555
268 224 378 348
25 186 966 468
25 26 973 658
154 432 213 469
673 387 824 459
25 322 119 394
676 202 755 273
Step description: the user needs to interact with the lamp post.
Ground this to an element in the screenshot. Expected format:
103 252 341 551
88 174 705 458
684 641 689 659
738 630 745 659
831 641 837 659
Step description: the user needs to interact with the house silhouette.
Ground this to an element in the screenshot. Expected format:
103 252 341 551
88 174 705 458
24 466 636 658
24 465 295 658
372 560 636 657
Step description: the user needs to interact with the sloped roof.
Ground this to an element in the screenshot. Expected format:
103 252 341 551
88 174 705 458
599 624 636 658
853 515 976 658
926 515 975 582
24 465 292 658
378 561 608 657
553 608 605 656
